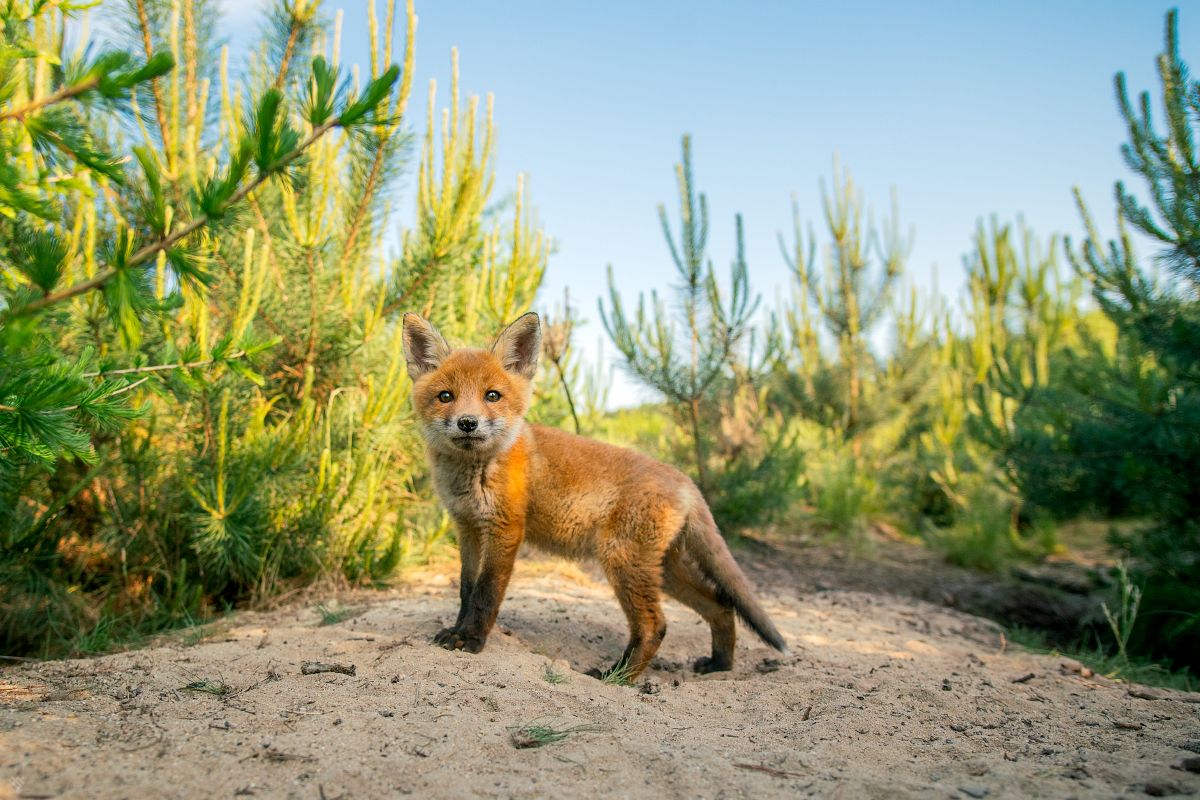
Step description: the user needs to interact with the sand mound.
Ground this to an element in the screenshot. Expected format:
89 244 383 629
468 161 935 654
2 556 1199 799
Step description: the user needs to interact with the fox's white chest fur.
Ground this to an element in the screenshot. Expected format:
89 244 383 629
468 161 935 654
430 451 507 528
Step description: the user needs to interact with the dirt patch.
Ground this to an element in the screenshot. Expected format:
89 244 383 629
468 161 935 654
2 555 1198 799
742 529 1111 643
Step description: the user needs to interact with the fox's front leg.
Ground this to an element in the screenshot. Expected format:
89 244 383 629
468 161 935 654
434 522 482 647
435 521 523 653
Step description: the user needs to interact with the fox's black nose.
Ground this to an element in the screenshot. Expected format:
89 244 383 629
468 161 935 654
457 416 478 433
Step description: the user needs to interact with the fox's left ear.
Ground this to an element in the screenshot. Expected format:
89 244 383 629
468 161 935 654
491 311 541 378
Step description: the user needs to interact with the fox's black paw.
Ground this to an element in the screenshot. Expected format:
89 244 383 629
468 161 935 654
433 626 460 646
585 667 604 680
692 656 732 674
433 626 486 653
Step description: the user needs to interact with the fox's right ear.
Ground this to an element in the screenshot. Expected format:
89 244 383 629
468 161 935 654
402 313 452 380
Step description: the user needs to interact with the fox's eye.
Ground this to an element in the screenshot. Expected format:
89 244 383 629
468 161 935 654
437 390 453 403
484 390 501 402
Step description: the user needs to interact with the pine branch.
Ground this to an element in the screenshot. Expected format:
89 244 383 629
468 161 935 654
215 248 286 338
273 11 304 91
0 376 150 414
1 346 252 421
0 76 101 122
381 255 443 318
1 348 250 416
4 118 340 319
62 376 150 410
339 144 388 266
82 352 247 378
135 0 176 172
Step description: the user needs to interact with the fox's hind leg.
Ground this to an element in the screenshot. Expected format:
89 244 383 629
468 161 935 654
590 556 667 682
662 544 736 674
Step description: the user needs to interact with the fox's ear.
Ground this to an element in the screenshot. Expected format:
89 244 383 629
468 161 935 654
491 311 541 378
402 313 452 379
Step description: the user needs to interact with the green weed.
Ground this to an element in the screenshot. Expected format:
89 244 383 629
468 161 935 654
315 603 361 627
1101 562 1142 663
600 660 638 687
508 720 601 749
541 664 568 685
1005 625 1195 693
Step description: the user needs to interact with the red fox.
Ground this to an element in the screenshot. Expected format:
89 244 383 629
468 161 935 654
402 311 787 680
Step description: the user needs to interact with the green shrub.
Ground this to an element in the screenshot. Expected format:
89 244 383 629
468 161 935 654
0 0 548 657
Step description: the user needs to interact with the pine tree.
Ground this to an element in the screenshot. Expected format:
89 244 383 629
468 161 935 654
780 160 911 452
0 0 555 657
919 219 1078 568
600 135 760 497
1061 9 1200 668
0 0 406 653
774 161 912 538
0 2 400 468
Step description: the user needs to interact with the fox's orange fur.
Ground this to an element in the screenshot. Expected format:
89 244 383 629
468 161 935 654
402 311 786 680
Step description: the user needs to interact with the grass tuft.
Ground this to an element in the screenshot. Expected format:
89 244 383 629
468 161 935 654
315 603 361 627
1005 625 1196 693
601 660 638 687
508 719 601 749
541 664 568 684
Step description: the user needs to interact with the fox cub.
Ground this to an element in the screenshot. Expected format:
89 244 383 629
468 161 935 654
402 311 786 680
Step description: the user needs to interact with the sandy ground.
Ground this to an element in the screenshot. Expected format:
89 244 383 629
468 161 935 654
2 554 1199 799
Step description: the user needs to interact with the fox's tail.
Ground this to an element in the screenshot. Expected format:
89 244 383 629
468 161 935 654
683 499 788 653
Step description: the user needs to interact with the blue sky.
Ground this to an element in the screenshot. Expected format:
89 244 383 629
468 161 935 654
219 1 1197 405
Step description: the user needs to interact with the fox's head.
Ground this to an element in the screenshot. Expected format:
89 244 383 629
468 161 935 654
401 312 541 457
